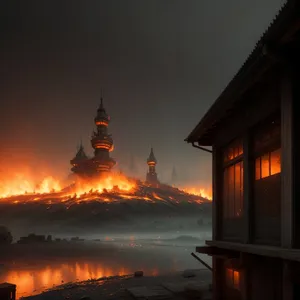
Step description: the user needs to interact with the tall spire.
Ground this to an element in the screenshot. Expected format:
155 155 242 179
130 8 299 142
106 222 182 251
146 147 159 185
147 147 157 164
99 89 104 110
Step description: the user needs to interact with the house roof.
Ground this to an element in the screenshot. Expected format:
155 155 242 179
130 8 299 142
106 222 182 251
185 0 298 146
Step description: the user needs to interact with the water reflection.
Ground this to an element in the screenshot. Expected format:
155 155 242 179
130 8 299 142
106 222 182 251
0 260 170 299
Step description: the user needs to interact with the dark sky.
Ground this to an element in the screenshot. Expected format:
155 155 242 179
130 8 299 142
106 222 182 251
0 0 284 186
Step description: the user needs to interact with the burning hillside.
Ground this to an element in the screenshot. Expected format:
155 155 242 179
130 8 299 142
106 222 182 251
0 172 212 236
0 172 211 205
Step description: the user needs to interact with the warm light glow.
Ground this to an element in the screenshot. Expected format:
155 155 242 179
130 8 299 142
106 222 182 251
180 186 212 201
226 268 240 290
224 139 243 162
255 148 281 180
70 174 136 197
0 175 61 198
0 168 207 206
95 121 108 126
1 262 131 299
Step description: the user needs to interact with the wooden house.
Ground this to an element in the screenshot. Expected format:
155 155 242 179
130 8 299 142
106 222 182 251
185 1 300 299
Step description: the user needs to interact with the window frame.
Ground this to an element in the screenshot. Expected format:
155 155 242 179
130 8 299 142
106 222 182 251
222 138 244 219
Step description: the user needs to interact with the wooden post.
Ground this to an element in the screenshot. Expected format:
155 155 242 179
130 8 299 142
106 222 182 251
281 69 294 300
212 146 221 241
281 71 293 249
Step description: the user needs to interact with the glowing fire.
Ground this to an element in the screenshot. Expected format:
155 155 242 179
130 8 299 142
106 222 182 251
0 168 210 205
0 175 61 198
0 172 136 200
181 187 212 201
71 174 136 197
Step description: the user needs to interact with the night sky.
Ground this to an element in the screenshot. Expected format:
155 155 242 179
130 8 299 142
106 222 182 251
0 0 284 186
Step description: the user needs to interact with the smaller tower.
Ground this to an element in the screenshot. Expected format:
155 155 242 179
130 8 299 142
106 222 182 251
70 142 89 175
146 148 159 185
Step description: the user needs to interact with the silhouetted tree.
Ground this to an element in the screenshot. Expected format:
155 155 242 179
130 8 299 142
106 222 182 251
0 226 13 245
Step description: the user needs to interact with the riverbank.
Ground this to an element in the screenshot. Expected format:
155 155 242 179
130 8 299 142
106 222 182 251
22 269 212 300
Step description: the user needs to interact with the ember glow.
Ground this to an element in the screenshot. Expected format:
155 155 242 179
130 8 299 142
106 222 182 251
0 174 62 198
71 173 136 197
0 169 211 204
181 186 212 201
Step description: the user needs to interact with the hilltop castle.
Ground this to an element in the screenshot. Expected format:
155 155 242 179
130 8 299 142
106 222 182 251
70 97 116 177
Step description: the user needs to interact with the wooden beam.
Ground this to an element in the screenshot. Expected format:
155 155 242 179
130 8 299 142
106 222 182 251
212 147 221 240
281 69 293 248
196 246 239 259
205 240 300 262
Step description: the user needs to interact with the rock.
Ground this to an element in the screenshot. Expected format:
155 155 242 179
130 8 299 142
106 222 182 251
182 269 196 278
134 270 144 277
79 296 91 300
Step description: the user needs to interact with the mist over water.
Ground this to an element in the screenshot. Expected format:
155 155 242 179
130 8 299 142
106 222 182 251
0 229 212 299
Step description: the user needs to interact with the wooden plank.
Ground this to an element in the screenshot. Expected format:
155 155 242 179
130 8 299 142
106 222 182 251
205 240 300 262
242 133 251 244
280 70 294 249
212 146 220 241
196 246 239 259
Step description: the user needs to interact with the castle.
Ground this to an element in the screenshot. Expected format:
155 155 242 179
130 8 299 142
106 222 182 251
70 97 116 177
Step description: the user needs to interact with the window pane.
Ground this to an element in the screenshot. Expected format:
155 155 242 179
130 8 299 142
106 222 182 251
234 163 241 217
255 158 261 180
228 165 235 217
261 153 270 178
270 148 281 175
224 139 243 162
233 271 240 290
223 169 228 218
240 162 244 214
226 269 233 286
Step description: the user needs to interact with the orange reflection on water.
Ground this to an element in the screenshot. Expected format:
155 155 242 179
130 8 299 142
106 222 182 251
1 262 130 299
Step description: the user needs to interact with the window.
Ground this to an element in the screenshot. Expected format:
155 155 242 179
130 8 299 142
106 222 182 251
223 139 244 218
226 268 240 290
252 115 281 244
255 148 281 180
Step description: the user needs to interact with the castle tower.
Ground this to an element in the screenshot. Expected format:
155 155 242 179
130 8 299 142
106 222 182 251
146 148 159 185
70 142 89 175
90 97 116 173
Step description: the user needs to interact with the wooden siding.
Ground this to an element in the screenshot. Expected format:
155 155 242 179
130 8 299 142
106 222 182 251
249 257 282 300
220 261 242 300
253 173 281 245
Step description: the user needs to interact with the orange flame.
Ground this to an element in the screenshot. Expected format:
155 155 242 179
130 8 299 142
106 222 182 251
0 175 61 198
69 174 136 198
0 166 210 205
180 186 212 201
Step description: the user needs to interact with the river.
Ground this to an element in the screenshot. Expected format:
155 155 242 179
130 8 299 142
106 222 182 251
0 237 211 299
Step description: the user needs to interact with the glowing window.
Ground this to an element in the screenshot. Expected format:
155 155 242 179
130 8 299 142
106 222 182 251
223 161 243 218
224 139 243 163
226 268 240 290
255 148 281 180
223 138 244 218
